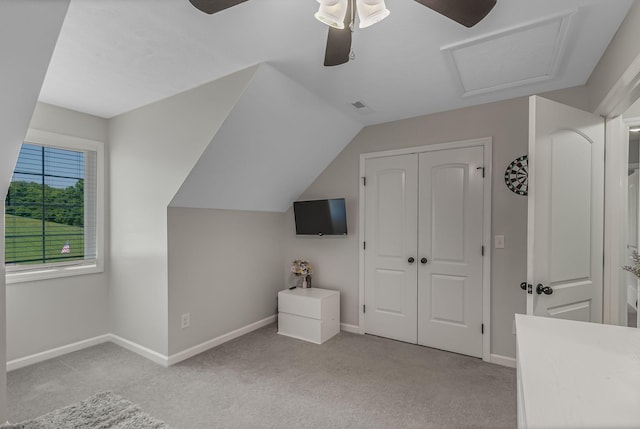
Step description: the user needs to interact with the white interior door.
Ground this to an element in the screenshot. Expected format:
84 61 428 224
627 171 639 321
527 96 604 322
364 154 418 343
637 167 640 327
633 169 640 327
418 146 484 357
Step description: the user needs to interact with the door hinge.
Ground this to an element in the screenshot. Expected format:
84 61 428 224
363 241 366 250
362 176 367 186
481 323 484 334
481 245 485 256
363 304 366 314
477 167 485 178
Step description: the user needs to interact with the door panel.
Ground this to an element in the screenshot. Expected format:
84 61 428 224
377 171 406 257
376 270 408 314
432 166 466 262
549 132 592 284
431 274 467 325
546 300 591 322
418 146 484 357
364 155 418 343
528 96 604 322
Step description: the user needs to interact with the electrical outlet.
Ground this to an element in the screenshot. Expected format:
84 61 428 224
495 235 505 249
181 313 190 329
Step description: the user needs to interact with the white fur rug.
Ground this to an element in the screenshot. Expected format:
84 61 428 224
2 392 171 429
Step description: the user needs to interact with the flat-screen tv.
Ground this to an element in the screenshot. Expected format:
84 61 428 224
293 198 347 236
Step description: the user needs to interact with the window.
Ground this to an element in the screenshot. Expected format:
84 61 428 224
4 130 103 283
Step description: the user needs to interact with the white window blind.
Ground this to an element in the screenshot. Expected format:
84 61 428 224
4 143 98 268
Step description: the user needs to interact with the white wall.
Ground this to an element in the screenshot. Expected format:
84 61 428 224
0 214 5 420
170 64 362 212
283 86 590 359
6 103 109 361
108 66 257 355
0 0 70 421
167 208 284 355
29 103 108 142
166 64 360 357
588 1 640 114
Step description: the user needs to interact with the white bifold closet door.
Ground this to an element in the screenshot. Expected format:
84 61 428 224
417 147 484 357
364 154 419 344
364 146 484 358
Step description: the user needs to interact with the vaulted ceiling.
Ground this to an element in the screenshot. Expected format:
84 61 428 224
40 0 633 126
1 0 69 192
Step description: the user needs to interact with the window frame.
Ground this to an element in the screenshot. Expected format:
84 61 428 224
5 129 105 284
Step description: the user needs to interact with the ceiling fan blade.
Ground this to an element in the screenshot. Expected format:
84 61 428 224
324 27 352 67
324 0 353 67
414 0 496 28
188 0 249 15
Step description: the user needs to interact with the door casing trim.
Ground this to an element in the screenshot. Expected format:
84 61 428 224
358 137 493 362
604 116 640 326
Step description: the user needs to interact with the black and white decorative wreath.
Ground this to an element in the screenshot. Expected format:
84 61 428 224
504 155 528 196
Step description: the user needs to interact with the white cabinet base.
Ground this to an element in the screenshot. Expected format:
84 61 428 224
516 314 640 428
278 288 340 344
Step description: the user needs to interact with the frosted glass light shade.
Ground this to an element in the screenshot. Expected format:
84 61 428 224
315 0 349 29
356 0 390 28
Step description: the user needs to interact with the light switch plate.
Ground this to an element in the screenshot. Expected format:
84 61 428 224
495 235 505 249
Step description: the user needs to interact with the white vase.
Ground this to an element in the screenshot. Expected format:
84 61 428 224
301 276 308 288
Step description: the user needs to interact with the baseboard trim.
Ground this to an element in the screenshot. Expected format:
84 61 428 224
490 353 516 368
6 316 278 372
166 315 277 366
340 323 360 334
7 334 111 372
107 334 169 367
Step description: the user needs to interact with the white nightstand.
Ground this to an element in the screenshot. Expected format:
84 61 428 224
277 288 340 344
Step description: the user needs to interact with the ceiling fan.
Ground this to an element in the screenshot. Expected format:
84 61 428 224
188 0 497 67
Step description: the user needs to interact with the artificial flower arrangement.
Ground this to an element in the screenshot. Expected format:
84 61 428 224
622 250 640 278
291 259 313 288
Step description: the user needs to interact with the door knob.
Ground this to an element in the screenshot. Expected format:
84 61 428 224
521 282 533 294
421 257 428 264
536 284 553 295
408 257 415 264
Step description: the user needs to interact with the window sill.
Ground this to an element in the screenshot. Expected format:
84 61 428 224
5 263 103 285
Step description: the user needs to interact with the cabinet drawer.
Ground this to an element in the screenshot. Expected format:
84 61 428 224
278 292 322 319
278 313 323 344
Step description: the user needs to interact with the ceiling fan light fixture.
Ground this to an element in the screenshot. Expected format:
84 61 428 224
315 0 349 29
356 0 390 29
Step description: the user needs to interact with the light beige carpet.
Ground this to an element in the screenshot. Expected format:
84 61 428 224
8 326 517 428
2 392 171 429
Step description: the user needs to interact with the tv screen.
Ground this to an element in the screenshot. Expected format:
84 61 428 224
293 198 347 236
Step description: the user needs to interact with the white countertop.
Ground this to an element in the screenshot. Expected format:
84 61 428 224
515 314 640 428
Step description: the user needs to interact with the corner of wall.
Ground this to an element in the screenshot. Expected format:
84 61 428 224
109 66 259 357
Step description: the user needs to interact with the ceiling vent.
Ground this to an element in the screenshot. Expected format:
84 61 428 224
350 100 375 115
